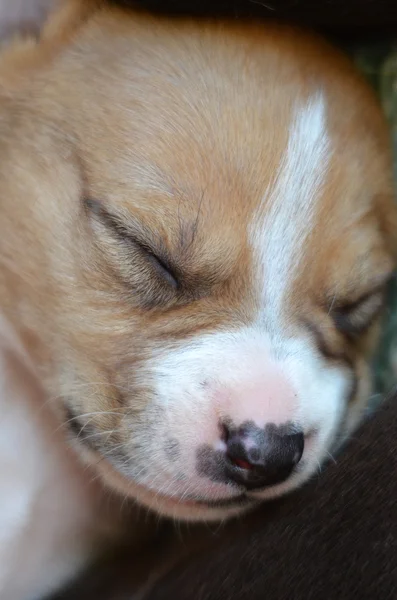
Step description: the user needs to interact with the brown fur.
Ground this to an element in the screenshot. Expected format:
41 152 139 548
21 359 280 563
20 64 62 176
0 0 396 565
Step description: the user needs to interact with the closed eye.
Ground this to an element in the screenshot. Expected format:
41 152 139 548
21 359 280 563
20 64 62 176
84 197 180 291
136 242 179 290
332 291 385 337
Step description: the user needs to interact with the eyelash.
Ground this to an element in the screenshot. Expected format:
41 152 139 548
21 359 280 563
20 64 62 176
137 243 179 290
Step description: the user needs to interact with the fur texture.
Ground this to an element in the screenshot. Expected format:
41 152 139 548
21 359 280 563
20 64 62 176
0 1 396 598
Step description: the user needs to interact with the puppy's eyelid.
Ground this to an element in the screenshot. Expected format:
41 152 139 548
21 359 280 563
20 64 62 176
84 198 180 290
328 271 396 317
332 291 385 336
136 243 179 289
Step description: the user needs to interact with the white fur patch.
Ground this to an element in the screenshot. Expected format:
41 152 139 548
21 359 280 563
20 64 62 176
0 317 107 600
136 326 349 512
130 97 347 518
252 94 330 321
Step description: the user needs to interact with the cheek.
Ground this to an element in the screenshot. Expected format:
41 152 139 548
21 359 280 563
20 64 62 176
342 357 373 439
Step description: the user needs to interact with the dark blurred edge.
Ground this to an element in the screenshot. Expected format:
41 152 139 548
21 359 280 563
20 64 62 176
111 0 397 39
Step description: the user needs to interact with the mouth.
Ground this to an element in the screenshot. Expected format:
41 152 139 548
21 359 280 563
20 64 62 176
63 402 256 514
101 457 258 517
133 488 257 511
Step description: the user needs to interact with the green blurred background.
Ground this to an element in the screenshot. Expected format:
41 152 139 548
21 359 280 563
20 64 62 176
349 43 397 397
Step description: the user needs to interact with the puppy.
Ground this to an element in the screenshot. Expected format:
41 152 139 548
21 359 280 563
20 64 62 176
0 0 395 597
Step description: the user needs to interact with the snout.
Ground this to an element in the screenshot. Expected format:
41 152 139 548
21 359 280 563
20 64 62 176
92 331 348 520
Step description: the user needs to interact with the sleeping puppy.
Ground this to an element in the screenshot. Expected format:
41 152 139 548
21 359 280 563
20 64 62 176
0 0 396 598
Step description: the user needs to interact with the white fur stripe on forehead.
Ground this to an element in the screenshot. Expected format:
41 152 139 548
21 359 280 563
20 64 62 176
251 94 330 321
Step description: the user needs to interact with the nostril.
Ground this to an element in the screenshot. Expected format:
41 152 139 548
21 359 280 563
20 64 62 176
227 456 254 471
222 422 260 471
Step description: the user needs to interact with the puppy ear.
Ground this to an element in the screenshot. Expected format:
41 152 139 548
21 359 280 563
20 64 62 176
42 0 155 44
41 0 104 41
0 1 100 83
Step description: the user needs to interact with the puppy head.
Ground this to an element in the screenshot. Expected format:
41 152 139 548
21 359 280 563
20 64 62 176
2 5 396 520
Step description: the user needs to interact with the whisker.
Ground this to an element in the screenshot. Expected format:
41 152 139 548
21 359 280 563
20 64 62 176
325 450 337 465
54 409 127 436
65 410 127 423
76 428 125 442
62 381 134 393
327 293 337 316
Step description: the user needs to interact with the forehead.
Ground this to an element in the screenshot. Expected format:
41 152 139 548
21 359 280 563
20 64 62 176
86 97 389 277
71 18 393 308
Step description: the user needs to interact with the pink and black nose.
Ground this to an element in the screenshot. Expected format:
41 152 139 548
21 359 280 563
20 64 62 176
197 422 304 490
224 424 304 490
223 422 304 490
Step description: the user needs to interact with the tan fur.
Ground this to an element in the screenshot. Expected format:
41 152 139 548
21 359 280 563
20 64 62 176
0 5 394 389
0 0 396 593
1 1 395 468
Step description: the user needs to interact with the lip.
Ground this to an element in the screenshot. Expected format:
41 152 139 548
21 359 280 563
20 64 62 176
117 467 256 514
68 430 253 513
183 494 255 509
125 480 256 511
63 405 255 512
